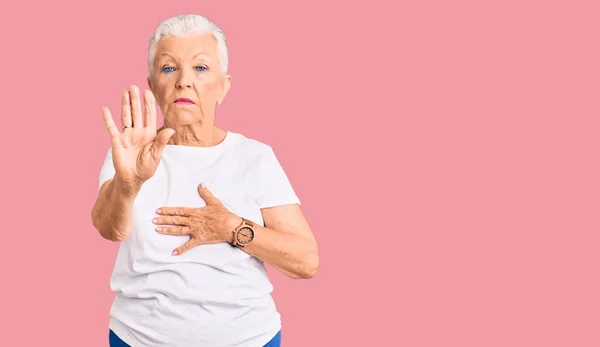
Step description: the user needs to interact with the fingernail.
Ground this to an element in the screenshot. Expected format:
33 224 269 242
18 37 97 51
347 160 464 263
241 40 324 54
200 182 206 188
155 227 162 232
152 218 158 223
172 250 178 256
156 209 162 214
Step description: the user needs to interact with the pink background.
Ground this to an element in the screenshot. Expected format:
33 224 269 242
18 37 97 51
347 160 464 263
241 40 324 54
1 0 598 346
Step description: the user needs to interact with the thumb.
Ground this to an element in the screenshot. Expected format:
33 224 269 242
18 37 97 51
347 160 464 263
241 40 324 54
151 128 175 160
198 182 221 205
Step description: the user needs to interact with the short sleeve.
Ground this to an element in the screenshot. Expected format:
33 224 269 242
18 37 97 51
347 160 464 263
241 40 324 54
98 147 116 190
254 146 301 208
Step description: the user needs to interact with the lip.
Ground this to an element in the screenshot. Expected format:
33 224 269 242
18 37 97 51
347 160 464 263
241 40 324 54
174 98 195 104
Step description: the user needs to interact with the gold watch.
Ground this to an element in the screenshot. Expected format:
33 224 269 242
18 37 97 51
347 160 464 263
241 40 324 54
231 217 255 247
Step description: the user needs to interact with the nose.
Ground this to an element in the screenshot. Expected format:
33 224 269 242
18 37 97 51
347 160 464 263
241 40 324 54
175 67 193 89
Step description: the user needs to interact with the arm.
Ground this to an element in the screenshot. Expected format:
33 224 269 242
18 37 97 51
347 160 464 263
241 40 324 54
153 147 318 278
91 176 141 242
93 85 174 242
227 204 319 279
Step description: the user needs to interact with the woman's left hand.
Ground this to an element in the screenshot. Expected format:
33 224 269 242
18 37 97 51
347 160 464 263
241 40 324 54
153 182 240 255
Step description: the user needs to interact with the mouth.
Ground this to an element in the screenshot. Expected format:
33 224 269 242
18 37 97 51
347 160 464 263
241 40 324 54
174 98 195 104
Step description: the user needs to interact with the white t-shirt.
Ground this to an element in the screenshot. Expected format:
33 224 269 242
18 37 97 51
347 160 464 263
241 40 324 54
97 131 300 347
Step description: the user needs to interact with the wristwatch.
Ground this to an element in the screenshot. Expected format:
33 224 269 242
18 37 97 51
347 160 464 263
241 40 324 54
231 217 255 248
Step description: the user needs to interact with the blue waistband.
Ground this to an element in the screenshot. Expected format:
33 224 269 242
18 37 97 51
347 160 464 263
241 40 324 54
109 329 281 347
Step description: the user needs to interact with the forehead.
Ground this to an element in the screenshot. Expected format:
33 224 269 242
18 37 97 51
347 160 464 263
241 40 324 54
154 33 219 60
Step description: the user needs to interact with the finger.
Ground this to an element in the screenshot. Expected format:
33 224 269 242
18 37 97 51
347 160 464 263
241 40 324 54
151 128 176 161
130 85 143 128
156 207 190 216
172 238 200 256
152 215 188 226
156 225 191 236
102 107 120 138
121 90 132 129
197 182 221 205
144 89 156 128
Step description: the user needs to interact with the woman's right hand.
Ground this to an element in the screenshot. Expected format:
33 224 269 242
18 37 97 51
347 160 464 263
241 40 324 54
101 85 175 193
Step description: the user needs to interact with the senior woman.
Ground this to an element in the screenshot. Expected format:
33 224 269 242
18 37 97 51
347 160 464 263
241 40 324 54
91 14 318 347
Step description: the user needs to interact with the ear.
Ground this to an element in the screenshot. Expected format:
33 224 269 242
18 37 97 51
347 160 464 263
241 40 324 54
217 75 232 105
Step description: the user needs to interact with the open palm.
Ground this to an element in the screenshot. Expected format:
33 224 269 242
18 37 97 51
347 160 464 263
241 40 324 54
101 85 175 187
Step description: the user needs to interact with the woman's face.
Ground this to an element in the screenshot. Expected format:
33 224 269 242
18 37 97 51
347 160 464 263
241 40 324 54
147 33 231 126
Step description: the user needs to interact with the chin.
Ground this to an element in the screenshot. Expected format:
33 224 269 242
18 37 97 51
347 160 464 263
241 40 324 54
165 111 202 125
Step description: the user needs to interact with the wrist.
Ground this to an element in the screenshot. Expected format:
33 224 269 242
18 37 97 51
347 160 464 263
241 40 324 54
225 214 243 244
113 176 142 198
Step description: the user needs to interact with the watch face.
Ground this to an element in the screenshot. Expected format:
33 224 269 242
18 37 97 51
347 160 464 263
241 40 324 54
236 226 254 245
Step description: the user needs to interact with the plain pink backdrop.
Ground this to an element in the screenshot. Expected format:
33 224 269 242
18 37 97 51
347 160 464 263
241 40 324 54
1 0 598 346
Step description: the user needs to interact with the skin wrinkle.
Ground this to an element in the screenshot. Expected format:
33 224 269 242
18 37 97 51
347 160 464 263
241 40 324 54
93 32 319 279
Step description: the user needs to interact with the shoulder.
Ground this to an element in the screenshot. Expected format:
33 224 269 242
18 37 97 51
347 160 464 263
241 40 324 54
228 131 275 158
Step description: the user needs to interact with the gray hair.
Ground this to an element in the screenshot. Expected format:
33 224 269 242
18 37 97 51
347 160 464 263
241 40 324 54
147 14 229 76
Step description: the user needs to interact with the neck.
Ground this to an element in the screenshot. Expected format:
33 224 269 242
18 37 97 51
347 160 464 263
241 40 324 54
161 121 226 147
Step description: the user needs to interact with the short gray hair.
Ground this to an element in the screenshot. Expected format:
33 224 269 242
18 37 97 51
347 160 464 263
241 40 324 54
147 14 229 76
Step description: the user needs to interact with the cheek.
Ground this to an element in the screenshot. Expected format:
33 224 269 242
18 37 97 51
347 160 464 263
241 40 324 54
154 83 172 101
152 74 170 88
196 81 220 98
151 84 171 113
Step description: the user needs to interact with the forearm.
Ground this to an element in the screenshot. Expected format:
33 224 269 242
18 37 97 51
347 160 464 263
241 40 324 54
92 176 140 242
228 217 319 279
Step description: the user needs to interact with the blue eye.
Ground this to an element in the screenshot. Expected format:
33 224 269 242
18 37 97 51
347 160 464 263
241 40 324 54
162 66 175 73
195 66 207 72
